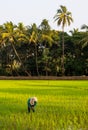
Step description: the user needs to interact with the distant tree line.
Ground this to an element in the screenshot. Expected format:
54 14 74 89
0 5 88 76
0 20 88 76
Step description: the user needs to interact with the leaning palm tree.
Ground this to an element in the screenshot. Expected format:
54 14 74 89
54 5 73 75
1 21 30 76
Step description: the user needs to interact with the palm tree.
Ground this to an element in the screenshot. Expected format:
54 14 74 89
39 19 53 76
81 24 88 32
54 5 73 75
29 23 39 76
80 24 88 48
69 28 79 36
1 21 30 76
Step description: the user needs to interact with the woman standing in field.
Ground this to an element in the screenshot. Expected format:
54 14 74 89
27 97 37 112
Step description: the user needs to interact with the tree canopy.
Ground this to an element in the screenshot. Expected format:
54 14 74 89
0 19 88 76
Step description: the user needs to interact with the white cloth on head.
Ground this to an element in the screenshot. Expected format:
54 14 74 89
30 97 37 105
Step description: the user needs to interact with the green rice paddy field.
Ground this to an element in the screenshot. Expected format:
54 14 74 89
0 80 88 130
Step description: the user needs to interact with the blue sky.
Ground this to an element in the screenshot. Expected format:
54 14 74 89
0 0 88 32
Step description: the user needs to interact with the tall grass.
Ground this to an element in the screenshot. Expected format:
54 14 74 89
0 80 88 130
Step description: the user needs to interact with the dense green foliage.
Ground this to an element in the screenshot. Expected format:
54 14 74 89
0 20 88 76
0 80 88 130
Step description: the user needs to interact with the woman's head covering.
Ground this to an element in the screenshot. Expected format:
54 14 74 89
30 97 38 105
33 97 38 102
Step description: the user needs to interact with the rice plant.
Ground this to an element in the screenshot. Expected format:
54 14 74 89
0 80 88 130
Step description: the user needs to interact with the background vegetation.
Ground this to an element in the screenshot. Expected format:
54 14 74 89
0 20 88 76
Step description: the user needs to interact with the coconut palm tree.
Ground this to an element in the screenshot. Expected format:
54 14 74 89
69 28 79 36
1 21 30 76
39 19 53 76
28 23 40 76
81 24 88 32
54 5 73 75
80 24 88 48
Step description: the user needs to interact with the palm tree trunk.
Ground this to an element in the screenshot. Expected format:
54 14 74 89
35 44 39 76
62 27 65 76
11 42 31 76
45 61 48 76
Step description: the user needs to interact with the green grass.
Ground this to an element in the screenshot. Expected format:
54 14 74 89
0 80 88 130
